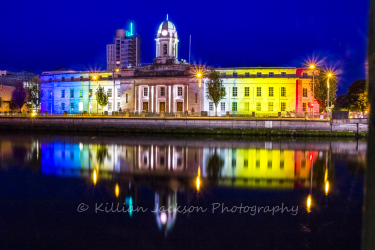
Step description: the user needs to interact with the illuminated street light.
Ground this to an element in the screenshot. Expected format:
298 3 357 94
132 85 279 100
327 72 333 119
93 76 97 80
310 64 315 120
115 68 120 73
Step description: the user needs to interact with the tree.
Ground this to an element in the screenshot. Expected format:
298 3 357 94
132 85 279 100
309 70 338 110
347 79 368 111
11 82 27 112
334 79 368 111
205 68 226 116
96 86 108 114
27 76 43 110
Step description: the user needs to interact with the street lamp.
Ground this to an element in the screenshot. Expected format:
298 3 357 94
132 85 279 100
310 64 315 120
92 75 99 115
327 73 332 119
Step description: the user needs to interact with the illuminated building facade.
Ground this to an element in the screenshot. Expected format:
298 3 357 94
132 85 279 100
40 18 319 115
40 71 122 114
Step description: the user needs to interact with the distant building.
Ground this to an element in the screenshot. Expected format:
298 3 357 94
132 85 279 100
41 18 319 116
106 29 140 71
0 70 35 113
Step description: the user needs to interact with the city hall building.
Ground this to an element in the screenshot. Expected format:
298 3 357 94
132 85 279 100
40 19 319 116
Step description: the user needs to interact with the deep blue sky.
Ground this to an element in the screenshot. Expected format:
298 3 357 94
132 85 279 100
0 0 369 94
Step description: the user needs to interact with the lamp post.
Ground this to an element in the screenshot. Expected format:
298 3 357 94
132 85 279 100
113 68 119 114
327 73 332 119
93 75 98 115
196 72 202 115
310 65 315 120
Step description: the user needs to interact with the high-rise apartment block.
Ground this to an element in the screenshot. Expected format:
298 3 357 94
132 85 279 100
106 29 140 71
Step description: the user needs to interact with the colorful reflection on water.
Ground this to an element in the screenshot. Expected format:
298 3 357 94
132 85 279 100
0 134 366 248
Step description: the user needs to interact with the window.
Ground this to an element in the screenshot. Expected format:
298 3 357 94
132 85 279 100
61 103 65 111
269 87 274 97
244 102 249 111
70 102 74 110
48 102 52 111
221 73 226 78
70 77 74 81
117 88 120 97
303 88 308 97
61 90 65 98
195 93 197 103
70 89 74 98
257 72 262 77
232 102 237 111
163 44 167 54
256 149 260 168
269 72 274 77
117 102 120 110
108 75 112 80
245 72 249 77
232 87 238 97
61 77 65 82
79 89 83 98
244 159 248 168
49 78 52 82
209 102 214 111
108 88 113 97
244 87 249 96
160 87 165 97
89 89 92 97
49 90 52 99
117 75 121 79
221 102 225 111
257 87 261 97
79 76 83 81
178 87 182 96
268 102 273 111
79 102 83 111
126 93 128 103
303 103 307 111
281 72 286 77
256 102 261 111
281 87 286 97
233 72 238 78
281 102 286 111
143 87 148 97
108 102 112 110
303 73 308 78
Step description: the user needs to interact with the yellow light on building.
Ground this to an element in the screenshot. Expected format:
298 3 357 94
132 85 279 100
307 194 312 213
115 68 120 72
115 183 120 197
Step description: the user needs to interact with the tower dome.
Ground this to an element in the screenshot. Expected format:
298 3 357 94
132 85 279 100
158 20 176 31
154 16 179 64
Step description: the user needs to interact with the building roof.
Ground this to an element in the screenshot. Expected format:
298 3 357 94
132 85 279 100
158 20 176 31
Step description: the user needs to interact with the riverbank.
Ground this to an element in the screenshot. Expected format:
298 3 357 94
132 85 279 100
0 116 368 137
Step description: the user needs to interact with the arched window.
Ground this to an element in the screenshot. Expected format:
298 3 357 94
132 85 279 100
163 44 167 55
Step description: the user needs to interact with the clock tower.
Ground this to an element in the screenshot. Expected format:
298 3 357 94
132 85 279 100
154 16 179 65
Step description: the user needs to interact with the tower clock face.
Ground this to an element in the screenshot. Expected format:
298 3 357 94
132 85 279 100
161 30 168 36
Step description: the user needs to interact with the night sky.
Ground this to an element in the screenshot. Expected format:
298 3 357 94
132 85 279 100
0 0 369 94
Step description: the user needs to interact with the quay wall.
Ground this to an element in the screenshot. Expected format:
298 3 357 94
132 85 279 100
0 117 368 137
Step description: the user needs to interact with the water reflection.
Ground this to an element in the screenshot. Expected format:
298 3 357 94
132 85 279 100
0 134 366 243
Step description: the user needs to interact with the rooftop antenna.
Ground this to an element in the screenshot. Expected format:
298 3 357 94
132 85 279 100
167 14 168 20
189 35 191 65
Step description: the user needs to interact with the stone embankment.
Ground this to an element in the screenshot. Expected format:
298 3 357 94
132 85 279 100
0 117 368 137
